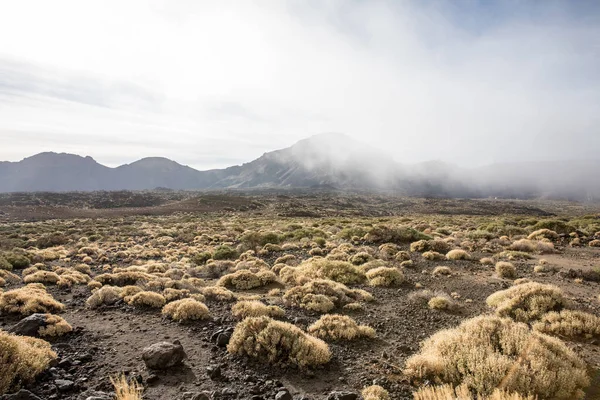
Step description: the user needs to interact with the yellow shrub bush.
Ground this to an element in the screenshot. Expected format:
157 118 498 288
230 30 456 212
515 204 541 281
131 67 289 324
162 298 210 322
231 300 285 319
307 314 375 341
0 284 64 315
365 267 404 287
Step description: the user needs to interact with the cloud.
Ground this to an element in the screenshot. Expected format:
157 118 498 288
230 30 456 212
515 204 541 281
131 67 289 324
0 0 598 169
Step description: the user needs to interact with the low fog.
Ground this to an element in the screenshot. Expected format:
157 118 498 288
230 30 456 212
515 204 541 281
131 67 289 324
0 1 598 199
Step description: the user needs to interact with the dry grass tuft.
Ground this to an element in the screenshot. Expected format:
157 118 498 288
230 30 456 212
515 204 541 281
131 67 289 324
23 271 60 285
86 285 122 308
283 279 372 313
202 285 237 301
495 262 516 279
0 269 22 286
486 282 568 323
126 291 166 308
231 300 285 319
38 314 73 337
307 314 375 341
480 257 494 265
0 283 65 315
362 385 390 400
432 266 451 276
428 295 456 311
404 315 589 399
162 298 210 322
111 374 143 400
532 310 600 338
284 258 366 285
413 384 534 400
217 269 277 290
528 229 559 241
365 267 404 287
227 316 331 367
0 330 57 394
446 249 470 260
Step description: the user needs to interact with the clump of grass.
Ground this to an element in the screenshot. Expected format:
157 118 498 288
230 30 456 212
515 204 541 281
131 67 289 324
284 258 366 285
404 315 589 399
307 314 375 341
480 257 494 265
283 279 372 313
446 249 470 260
162 298 210 322
110 374 143 400
0 330 57 394
227 316 331 367
413 384 534 400
126 291 166 308
38 314 73 337
365 267 404 287
423 251 445 261
217 269 277 290
495 261 516 279
201 285 237 302
23 271 60 285
428 295 456 311
0 283 64 315
432 266 451 276
365 225 431 244
486 282 568 323
0 270 21 286
494 251 533 260
528 229 559 241
532 310 600 338
231 300 285 319
86 285 122 308
361 385 390 400
212 245 237 260
589 239 600 247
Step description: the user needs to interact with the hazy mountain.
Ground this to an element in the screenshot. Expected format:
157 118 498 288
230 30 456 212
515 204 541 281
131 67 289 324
0 133 598 201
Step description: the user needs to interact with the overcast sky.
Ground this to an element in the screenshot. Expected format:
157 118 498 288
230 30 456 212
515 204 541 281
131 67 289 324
0 0 599 170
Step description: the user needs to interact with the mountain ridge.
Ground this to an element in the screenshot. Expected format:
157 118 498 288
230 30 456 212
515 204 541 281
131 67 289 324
0 134 598 201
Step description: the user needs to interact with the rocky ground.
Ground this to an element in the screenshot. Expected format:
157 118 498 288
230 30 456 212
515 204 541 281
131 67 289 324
0 192 599 400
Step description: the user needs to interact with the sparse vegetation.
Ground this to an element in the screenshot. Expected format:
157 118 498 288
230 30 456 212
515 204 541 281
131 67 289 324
307 314 375 341
227 316 331 367
0 283 65 315
231 300 285 319
162 298 210 322
495 261 516 279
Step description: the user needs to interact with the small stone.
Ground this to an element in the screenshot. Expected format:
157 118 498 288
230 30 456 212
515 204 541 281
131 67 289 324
206 365 221 380
275 390 292 400
0 390 43 400
142 340 186 370
55 379 75 392
216 332 231 347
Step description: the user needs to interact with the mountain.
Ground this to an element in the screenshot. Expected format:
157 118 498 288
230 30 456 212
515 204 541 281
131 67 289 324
0 133 598 201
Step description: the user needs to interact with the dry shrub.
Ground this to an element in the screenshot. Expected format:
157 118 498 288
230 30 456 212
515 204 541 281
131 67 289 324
0 284 64 315
217 269 277 290
533 264 558 273
231 300 285 319
283 279 372 313
362 385 390 400
495 262 516 279
411 240 451 253
307 314 375 341
274 254 298 266
202 285 237 301
413 384 534 400
404 315 589 399
395 251 411 261
196 260 235 278
510 239 554 254
378 243 399 259
428 295 456 311
480 257 494 265
95 271 154 287
532 310 600 338
0 330 57 394
227 316 331 367
446 249 470 260
0 270 21 285
365 267 404 287
350 252 373 265
119 285 143 302
57 270 91 288
432 266 451 276
495 251 533 261
88 280 102 290
162 298 210 322
589 239 600 247
423 251 445 261
513 278 531 285
111 374 143 400
288 258 366 285
86 286 121 308
23 271 60 285
343 302 365 312
528 229 559 241
126 291 166 308
38 314 73 337
486 282 568 323
163 288 190 302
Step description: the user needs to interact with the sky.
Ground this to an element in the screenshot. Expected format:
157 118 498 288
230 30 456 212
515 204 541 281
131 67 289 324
0 0 599 170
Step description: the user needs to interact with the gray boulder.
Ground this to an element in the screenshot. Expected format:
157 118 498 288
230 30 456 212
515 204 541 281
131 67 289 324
142 340 186 370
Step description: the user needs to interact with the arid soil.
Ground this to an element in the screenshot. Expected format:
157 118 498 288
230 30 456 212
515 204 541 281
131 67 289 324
0 192 599 400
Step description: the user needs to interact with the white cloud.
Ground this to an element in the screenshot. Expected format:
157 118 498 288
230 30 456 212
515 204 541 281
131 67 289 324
0 0 598 169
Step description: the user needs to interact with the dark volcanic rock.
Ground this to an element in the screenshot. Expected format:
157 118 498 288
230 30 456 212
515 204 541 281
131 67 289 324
0 390 43 400
142 340 187 370
9 314 48 336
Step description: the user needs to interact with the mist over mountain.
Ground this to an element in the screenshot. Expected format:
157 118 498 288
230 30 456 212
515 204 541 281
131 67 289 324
0 133 597 201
